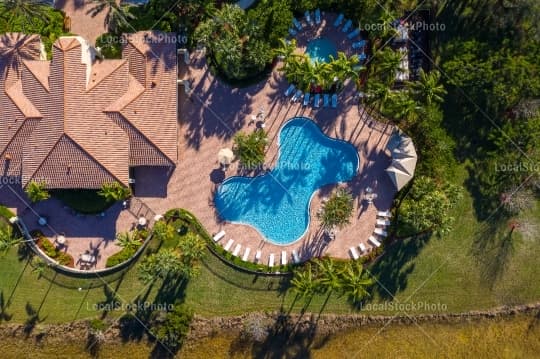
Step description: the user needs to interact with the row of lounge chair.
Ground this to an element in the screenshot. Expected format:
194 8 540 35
349 210 392 260
333 14 368 62
289 9 322 36
212 230 302 266
284 84 339 108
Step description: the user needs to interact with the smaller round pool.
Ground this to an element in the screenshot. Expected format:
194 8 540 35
305 37 337 63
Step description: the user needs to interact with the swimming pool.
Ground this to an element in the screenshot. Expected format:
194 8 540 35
214 118 359 245
305 37 337 63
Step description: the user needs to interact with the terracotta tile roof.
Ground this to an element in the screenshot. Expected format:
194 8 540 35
22 60 50 91
0 32 178 189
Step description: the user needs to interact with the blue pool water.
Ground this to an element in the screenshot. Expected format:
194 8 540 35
305 37 337 63
214 118 359 245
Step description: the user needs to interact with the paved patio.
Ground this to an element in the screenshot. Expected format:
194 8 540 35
55 0 113 44
140 13 397 265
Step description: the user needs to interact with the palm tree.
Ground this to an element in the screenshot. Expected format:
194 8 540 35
290 263 319 303
365 79 393 114
177 232 206 278
116 231 140 252
384 90 420 127
25 180 50 203
316 257 342 295
88 0 135 35
274 38 296 61
407 69 447 106
373 47 403 85
152 221 175 242
98 181 131 202
0 225 22 254
340 261 373 304
0 0 49 32
317 189 354 231
137 249 182 284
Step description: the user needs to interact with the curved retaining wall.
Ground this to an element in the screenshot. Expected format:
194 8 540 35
12 217 153 277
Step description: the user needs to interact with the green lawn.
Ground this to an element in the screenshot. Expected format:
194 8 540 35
0 165 539 324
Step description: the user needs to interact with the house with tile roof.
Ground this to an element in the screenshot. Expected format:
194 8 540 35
0 31 177 190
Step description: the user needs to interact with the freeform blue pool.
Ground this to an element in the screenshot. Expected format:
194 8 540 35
214 118 359 245
305 37 337 63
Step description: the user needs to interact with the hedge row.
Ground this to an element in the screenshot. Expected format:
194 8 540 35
164 208 295 274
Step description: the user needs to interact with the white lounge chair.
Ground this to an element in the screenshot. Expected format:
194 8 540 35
291 89 303 102
368 236 381 247
349 247 359 260
255 250 262 262
377 210 392 218
224 239 234 251
333 14 344 27
293 18 303 31
213 230 225 242
315 9 321 24
374 228 388 237
359 243 367 253
323 94 330 107
281 251 287 265
292 250 300 263
242 247 251 261
284 84 295 96
376 219 391 227
331 94 338 108
288 28 297 36
269 253 275 267
352 40 367 49
233 244 241 256
342 19 352 33
347 28 360 39
303 92 311 106
305 11 313 25
313 93 320 108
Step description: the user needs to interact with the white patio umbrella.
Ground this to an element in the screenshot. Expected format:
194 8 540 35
218 148 234 166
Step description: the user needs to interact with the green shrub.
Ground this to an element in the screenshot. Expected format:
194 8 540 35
0 206 14 220
106 246 138 268
95 33 122 59
33 231 74 267
154 303 193 350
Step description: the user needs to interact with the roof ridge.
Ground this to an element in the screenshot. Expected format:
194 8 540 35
119 109 176 164
22 59 50 92
86 59 128 92
62 134 129 187
5 79 43 118
116 112 175 165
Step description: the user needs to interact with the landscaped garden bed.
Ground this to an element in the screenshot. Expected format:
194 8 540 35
32 230 75 267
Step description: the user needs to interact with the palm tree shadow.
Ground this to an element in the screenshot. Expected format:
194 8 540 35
24 302 45 337
368 233 432 299
471 219 514 290
0 291 13 322
241 310 330 359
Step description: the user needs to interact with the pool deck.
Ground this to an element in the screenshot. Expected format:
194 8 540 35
0 12 396 267
140 12 396 264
